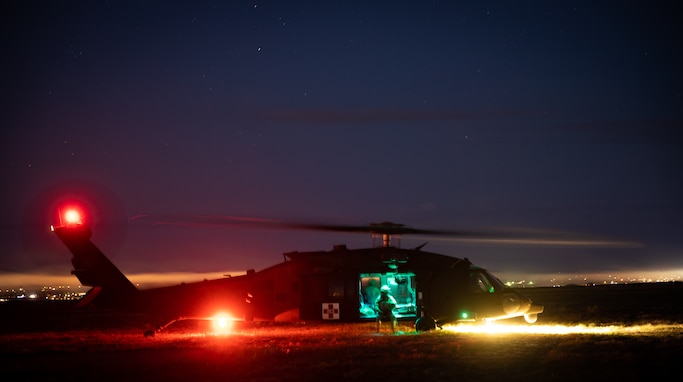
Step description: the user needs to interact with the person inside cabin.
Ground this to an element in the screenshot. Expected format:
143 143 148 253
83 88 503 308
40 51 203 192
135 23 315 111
364 279 380 307
375 285 398 333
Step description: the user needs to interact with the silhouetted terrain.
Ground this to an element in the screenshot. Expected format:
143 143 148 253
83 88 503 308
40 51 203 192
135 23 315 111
516 282 683 324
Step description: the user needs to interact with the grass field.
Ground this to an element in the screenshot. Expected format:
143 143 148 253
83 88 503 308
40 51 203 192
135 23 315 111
1 283 681 381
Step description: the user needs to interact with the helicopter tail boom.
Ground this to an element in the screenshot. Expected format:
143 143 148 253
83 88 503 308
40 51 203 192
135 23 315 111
52 221 139 307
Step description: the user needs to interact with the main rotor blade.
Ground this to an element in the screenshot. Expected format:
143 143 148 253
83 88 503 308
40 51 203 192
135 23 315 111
131 214 639 248
412 231 641 247
132 215 481 237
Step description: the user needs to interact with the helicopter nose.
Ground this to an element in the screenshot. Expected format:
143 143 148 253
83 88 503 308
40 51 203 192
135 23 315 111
502 293 522 314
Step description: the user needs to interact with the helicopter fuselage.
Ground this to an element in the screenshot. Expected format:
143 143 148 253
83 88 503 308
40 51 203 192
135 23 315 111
52 220 543 330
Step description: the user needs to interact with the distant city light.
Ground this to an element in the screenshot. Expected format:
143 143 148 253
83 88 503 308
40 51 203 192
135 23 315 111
501 271 682 288
0 285 86 301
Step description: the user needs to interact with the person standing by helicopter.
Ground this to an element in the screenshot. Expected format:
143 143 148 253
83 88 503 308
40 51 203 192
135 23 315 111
375 285 398 333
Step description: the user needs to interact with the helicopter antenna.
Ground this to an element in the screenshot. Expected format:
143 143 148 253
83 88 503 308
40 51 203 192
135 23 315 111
414 242 428 251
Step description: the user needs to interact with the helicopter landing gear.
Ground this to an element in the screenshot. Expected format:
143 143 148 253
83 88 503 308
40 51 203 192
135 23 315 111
524 314 538 324
415 316 437 332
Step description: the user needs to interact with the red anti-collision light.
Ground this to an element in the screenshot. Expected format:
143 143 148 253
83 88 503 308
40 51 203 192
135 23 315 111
63 209 83 225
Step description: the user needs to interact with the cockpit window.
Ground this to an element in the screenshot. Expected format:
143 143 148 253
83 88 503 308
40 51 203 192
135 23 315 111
470 271 497 293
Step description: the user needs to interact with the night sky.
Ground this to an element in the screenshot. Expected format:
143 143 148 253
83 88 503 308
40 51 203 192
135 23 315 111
2 1 682 288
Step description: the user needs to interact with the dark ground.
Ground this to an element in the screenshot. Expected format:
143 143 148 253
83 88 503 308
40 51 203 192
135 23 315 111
1 283 682 381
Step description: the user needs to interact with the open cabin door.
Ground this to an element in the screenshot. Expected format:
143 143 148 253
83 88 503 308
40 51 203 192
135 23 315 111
359 272 417 320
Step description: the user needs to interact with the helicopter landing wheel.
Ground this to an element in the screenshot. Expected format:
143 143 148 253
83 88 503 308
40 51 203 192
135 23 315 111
524 314 538 324
415 316 437 332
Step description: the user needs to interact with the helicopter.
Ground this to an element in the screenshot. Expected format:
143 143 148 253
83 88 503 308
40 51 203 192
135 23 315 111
50 206 624 333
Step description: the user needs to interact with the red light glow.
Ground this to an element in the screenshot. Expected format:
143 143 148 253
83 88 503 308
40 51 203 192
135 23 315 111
211 313 234 334
64 209 82 225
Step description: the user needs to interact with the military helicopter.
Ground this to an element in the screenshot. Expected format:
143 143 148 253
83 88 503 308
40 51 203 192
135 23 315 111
50 206 623 333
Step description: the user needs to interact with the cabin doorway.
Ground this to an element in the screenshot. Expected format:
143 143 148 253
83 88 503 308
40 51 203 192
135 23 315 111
358 272 416 319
